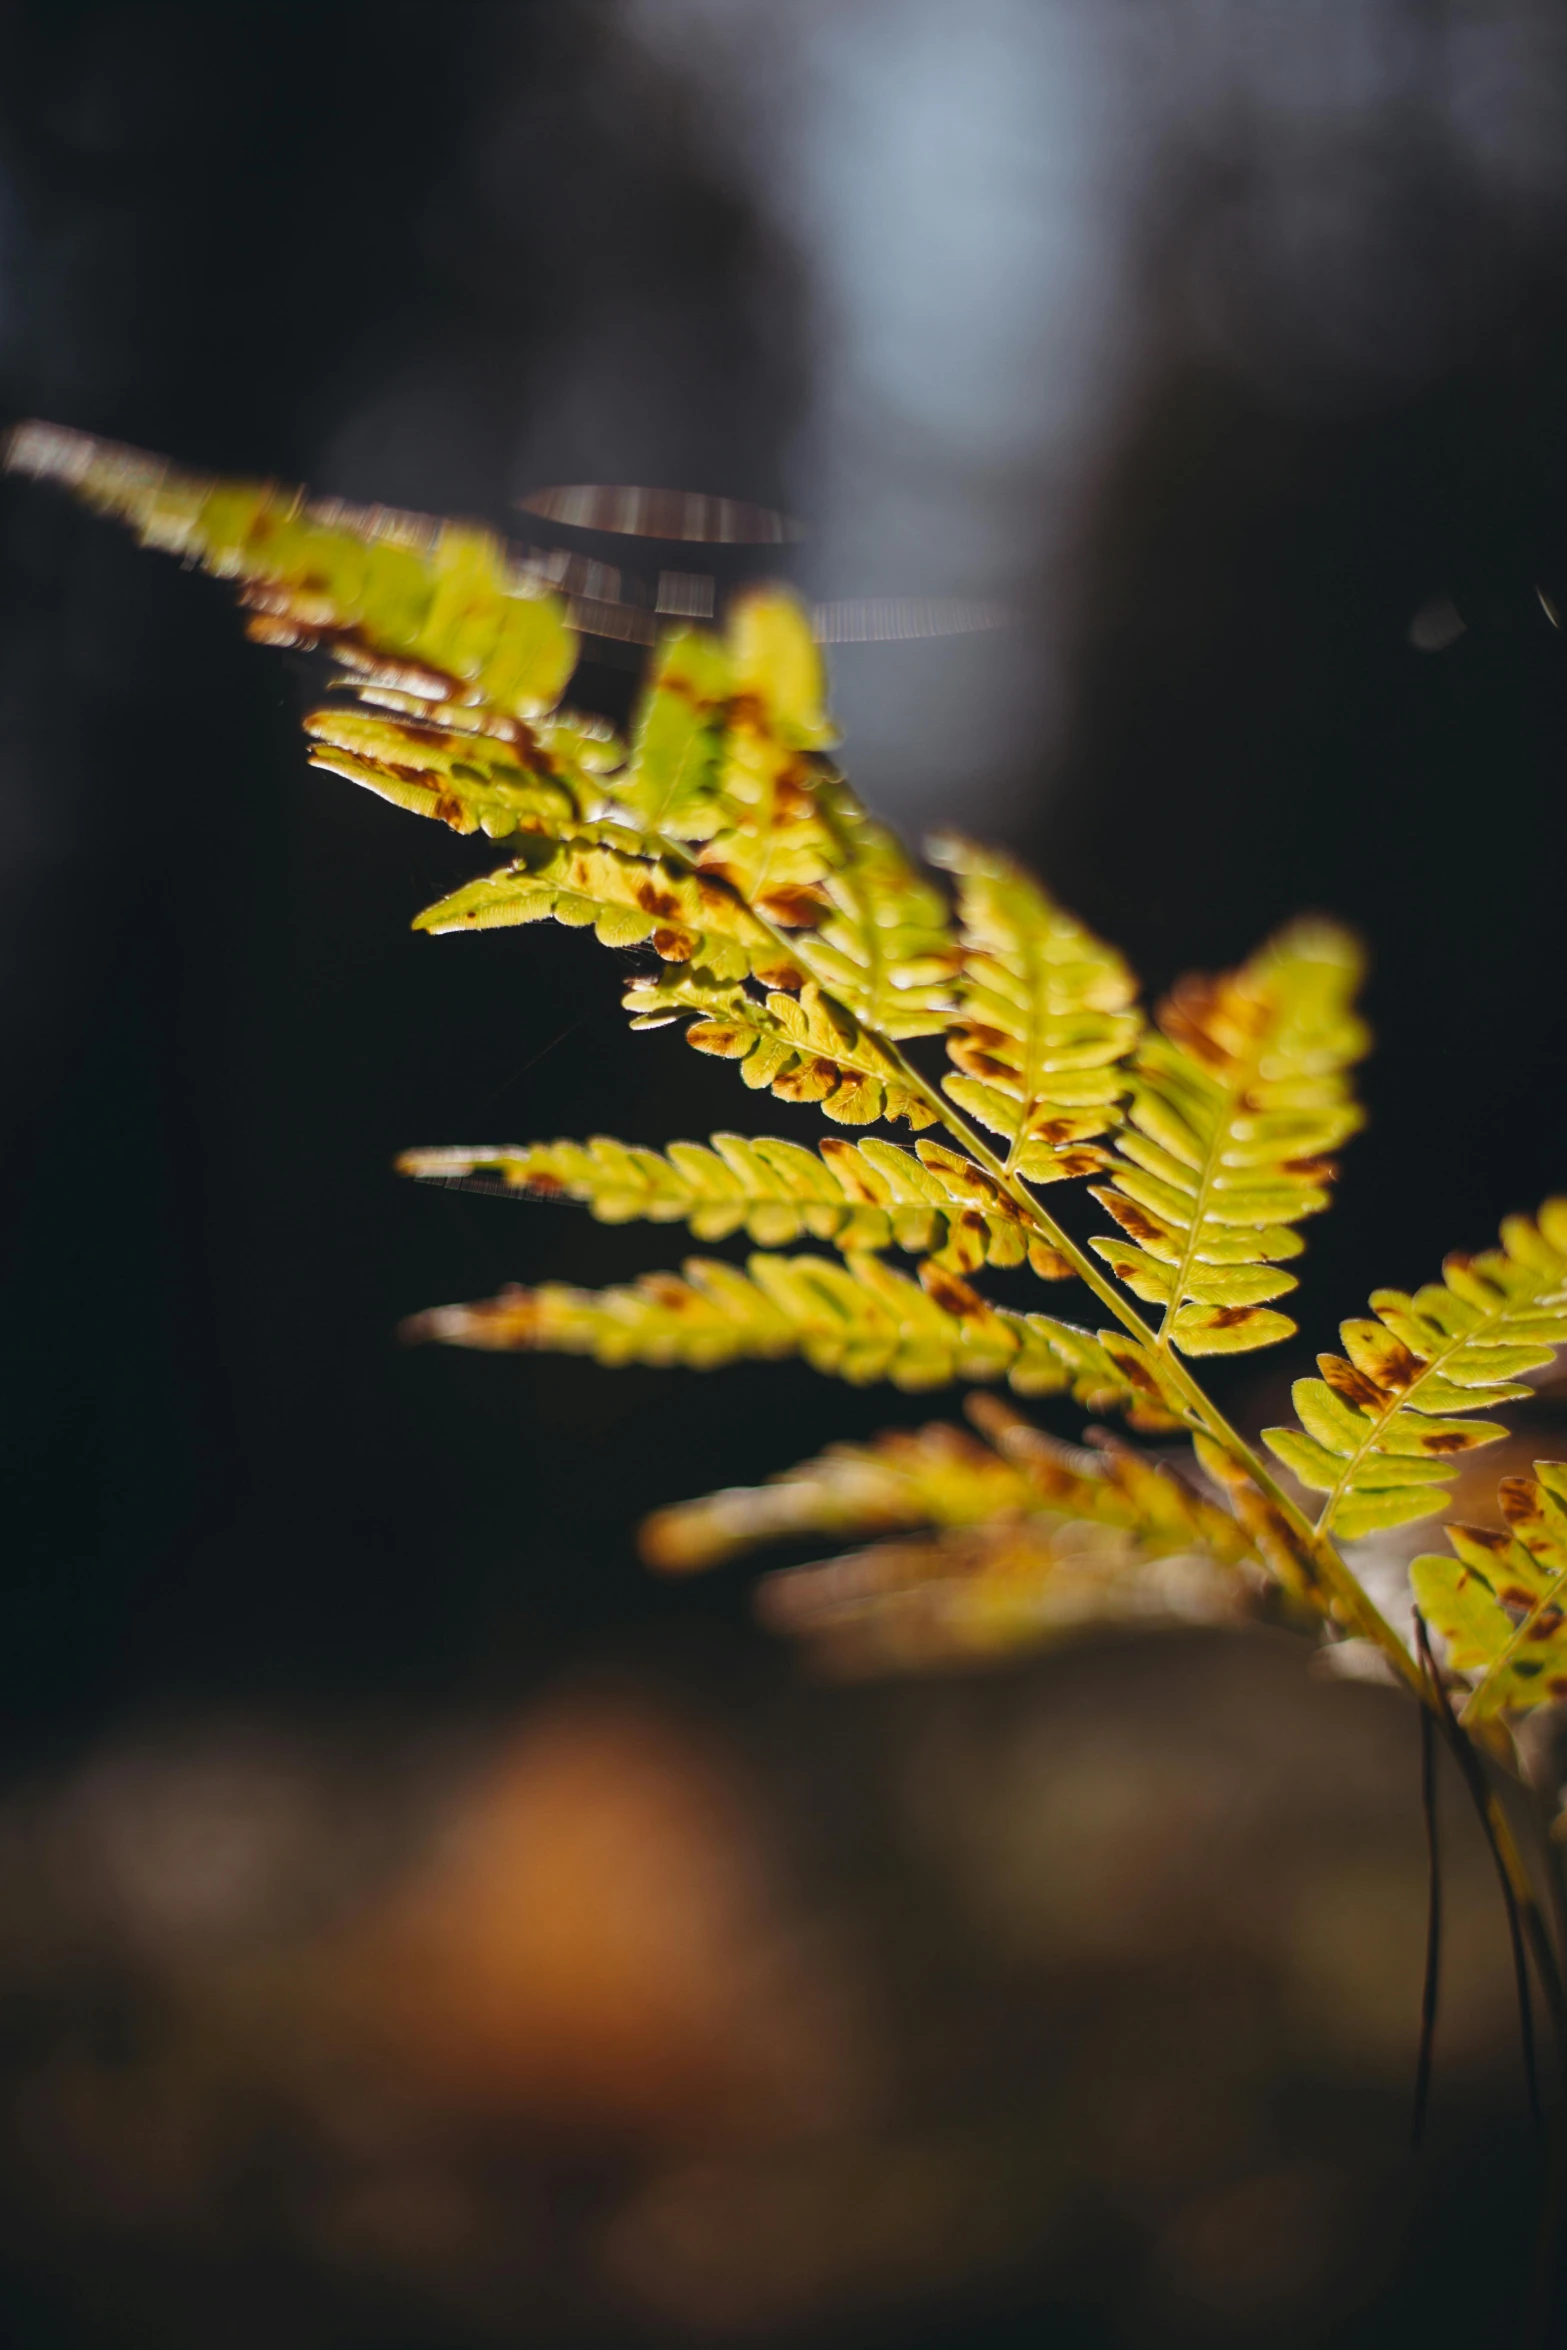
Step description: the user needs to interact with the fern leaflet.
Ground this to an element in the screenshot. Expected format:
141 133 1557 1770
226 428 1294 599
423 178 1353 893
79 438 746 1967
643 1393 1249 1574
1089 921 1366 1355
304 703 616 841
408 832 795 983
403 1249 1158 1413
624 972 942 1128
929 834 1141 1182
642 1400 1251 1670
1411 1463 1567 1716
398 1131 1070 1274
6 421 577 716
614 610 960 1034
1263 1202 1567 1538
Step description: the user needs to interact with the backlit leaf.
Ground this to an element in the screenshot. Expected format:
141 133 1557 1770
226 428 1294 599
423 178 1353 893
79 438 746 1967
397 1129 1043 1271
1411 1460 1567 1714
928 835 1141 1183
404 1249 1157 1414
1090 921 1366 1356
5 420 577 715
1264 1202 1567 1540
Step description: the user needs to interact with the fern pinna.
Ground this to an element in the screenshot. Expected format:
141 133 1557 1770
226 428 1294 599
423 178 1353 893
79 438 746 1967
11 420 1567 2252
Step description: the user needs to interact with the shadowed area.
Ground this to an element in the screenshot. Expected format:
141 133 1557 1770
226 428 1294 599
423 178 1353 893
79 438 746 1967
0 1635 1548 2346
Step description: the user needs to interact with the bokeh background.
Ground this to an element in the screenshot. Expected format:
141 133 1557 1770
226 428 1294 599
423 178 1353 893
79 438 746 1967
2 3 1567 2343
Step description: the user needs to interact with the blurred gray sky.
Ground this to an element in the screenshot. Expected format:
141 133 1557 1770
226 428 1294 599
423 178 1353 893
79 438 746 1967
630 0 1567 821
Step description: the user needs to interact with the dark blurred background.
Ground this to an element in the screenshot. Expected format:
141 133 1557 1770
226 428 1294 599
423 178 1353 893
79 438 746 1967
1 4 1566 2344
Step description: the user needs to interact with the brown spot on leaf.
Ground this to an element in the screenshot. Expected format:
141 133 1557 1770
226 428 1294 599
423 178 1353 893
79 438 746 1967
1282 1155 1337 1181
1421 1431 1472 1455
1157 976 1246 1073
636 881 684 920
1500 1478 1548 1531
1100 1195 1169 1246
1026 1242 1074 1280
652 926 698 961
1101 1344 1161 1397
1318 1355 1386 1410
956 1049 1013 1084
1525 1607 1565 1644
1450 1520 1511 1559
775 772 818 817
920 1265 984 1317
757 885 830 928
643 1276 694 1311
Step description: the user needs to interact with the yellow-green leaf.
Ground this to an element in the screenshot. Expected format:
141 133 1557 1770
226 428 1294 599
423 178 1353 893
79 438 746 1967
927 835 1140 1182
1412 1462 1567 1716
624 971 942 1128
404 1248 1153 1409
5 420 577 716
396 1129 1037 1271
1091 919 1366 1358
1263 1201 1567 1542
412 833 785 984
641 1391 1248 1584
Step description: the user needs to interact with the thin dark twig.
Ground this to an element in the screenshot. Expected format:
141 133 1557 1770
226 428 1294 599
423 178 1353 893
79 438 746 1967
1411 1611 1443 2149
1424 1641 1543 2136
475 1011 598 1119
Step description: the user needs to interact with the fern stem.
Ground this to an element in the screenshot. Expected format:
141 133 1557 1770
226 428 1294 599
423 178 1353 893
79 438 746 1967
1412 1612 1444 2149
1422 1645 1554 2105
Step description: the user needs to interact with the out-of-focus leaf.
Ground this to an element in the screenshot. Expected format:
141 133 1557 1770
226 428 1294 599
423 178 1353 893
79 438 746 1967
1412 1460 1567 1714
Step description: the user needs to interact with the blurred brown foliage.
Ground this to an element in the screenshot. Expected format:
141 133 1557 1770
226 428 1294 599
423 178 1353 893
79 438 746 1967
0 1628 1543 2347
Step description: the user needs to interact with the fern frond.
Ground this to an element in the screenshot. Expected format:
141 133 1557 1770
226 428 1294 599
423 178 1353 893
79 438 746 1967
642 1393 1249 1574
749 1519 1252 1673
609 601 959 1036
1263 1201 1567 1539
408 832 803 985
1089 920 1367 1355
646 1397 1252 1667
641 1416 1048 1573
303 703 617 841
927 835 1142 1181
4 421 577 717
751 1510 1252 1673
397 1131 1071 1275
403 1249 1158 1412
623 971 942 1128
1411 1463 1567 1717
